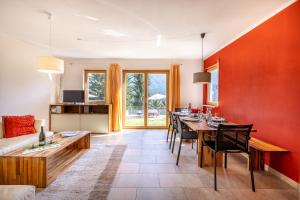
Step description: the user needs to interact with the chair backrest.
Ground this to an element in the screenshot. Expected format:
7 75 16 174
216 124 253 152
169 111 174 126
175 115 182 134
175 107 188 112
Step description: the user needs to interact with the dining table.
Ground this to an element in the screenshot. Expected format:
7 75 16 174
180 116 224 167
178 114 257 168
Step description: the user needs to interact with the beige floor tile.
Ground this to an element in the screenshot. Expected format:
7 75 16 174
118 163 140 173
107 188 137 200
114 174 160 188
136 188 187 200
184 188 238 200
159 174 205 188
233 189 299 200
140 163 177 173
254 172 295 189
142 149 170 156
122 155 156 163
156 154 177 163
263 189 299 200
175 163 211 175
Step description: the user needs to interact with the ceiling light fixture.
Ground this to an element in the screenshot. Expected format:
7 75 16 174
74 14 99 21
193 33 211 83
37 12 64 76
85 16 99 21
102 29 126 37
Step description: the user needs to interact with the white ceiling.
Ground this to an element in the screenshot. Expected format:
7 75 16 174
0 0 294 59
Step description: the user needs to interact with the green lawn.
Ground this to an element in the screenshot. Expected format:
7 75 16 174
125 116 166 127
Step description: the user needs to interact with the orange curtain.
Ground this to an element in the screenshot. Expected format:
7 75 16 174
169 64 181 111
107 64 121 131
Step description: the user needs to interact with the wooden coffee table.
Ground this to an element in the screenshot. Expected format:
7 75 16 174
0 131 90 188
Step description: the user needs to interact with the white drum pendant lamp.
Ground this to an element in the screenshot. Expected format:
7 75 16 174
37 12 64 74
37 56 64 74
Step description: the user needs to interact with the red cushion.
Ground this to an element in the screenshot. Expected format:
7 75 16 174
2 115 36 138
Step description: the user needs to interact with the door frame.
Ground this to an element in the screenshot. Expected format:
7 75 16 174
122 70 169 129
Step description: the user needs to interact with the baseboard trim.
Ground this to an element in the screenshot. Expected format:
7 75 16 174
264 164 299 190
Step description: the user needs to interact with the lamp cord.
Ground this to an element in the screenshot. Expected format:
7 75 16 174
202 36 204 67
48 13 52 54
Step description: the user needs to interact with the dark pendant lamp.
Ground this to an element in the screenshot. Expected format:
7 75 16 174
193 33 211 83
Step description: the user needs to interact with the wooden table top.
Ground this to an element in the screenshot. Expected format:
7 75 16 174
182 120 217 131
181 118 257 132
3 131 90 158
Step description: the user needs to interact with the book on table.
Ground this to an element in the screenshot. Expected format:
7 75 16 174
61 131 77 137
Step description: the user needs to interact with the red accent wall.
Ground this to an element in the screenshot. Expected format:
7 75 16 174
204 1 300 183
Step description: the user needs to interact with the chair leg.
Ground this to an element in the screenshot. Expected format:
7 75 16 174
224 151 227 168
200 141 204 168
171 130 177 153
169 129 174 149
192 139 194 149
166 124 171 142
249 153 256 192
214 151 217 191
176 137 183 165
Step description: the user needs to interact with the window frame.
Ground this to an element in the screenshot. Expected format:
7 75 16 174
84 69 107 103
207 62 219 106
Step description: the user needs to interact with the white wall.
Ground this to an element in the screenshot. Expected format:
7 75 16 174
62 58 204 108
0 33 56 130
0 33 203 133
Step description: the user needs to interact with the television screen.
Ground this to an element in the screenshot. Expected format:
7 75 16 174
63 90 84 103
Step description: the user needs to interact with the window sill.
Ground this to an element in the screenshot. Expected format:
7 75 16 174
204 102 219 108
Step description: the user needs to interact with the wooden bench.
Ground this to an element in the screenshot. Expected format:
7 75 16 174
249 137 288 170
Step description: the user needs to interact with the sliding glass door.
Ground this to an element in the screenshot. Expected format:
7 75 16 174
123 70 169 128
124 72 145 127
147 73 168 126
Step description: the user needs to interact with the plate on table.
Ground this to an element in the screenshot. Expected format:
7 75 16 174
208 122 220 128
174 112 189 116
211 117 226 123
181 117 200 122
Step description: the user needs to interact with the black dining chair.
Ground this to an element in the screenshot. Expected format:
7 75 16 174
166 111 175 142
175 115 198 165
200 124 255 192
175 107 188 112
171 114 193 153
168 112 178 149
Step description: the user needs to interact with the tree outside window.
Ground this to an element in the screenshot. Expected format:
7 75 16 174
84 70 106 102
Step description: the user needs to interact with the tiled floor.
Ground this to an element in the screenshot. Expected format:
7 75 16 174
92 129 299 200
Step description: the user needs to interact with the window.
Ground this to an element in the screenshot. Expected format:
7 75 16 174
207 63 219 105
84 70 106 102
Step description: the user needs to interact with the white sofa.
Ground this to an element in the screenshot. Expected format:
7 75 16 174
0 118 45 200
0 119 44 156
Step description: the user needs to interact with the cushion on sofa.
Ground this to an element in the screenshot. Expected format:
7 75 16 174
0 185 35 200
2 115 36 138
0 119 44 139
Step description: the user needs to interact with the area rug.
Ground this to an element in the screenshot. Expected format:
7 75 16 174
36 144 127 200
